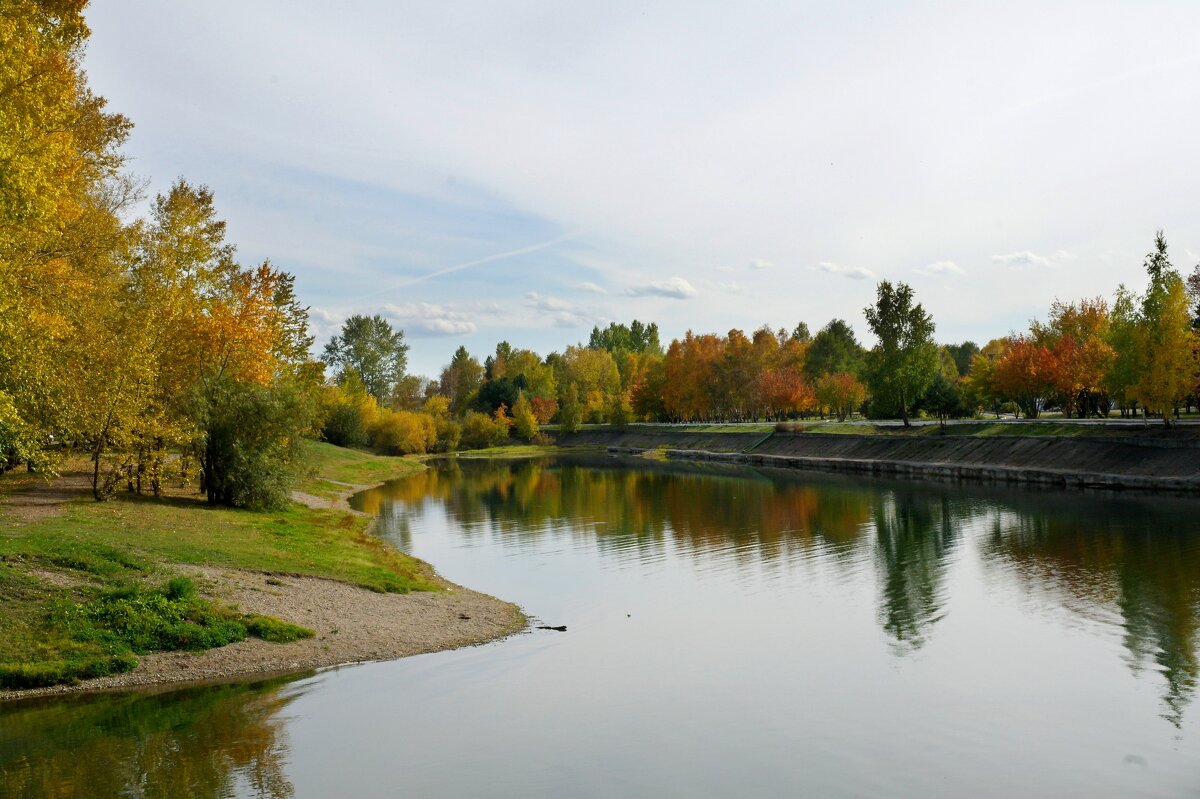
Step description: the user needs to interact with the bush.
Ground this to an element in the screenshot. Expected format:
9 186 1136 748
322 402 369 448
369 410 436 455
460 411 507 449
431 417 461 453
198 376 317 510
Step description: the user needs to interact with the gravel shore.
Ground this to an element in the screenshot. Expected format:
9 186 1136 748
1 481 525 701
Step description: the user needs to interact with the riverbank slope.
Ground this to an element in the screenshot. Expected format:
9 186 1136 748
557 423 1200 492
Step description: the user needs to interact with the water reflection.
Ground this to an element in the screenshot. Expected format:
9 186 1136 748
8 457 1200 799
0 677 301 798
873 491 959 652
981 495 1200 726
358 453 1200 721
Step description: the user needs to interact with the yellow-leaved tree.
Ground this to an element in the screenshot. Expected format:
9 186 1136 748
1128 232 1199 426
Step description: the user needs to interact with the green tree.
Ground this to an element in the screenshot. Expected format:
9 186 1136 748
863 281 939 425
439 346 483 416
588 320 663 355
804 319 865 379
558 383 582 433
322 315 409 402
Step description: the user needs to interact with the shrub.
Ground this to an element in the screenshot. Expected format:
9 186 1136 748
369 410 436 455
245 615 314 643
431 417 461 453
322 401 370 448
460 411 507 449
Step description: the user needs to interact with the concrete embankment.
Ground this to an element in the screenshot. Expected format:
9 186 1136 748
556 427 1200 493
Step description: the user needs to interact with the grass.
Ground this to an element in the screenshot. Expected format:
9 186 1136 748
0 577 313 689
298 440 426 497
0 441 438 692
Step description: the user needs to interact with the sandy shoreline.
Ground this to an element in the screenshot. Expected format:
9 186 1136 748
1 480 526 702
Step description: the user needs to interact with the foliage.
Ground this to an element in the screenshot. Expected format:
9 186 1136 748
196 375 317 510
511 392 540 441
805 319 866 379
369 410 436 455
440 346 484 416
588 320 663 355
322 314 409 402
815 373 867 421
460 411 509 449
558 384 583 433
1127 234 1197 425
863 282 939 425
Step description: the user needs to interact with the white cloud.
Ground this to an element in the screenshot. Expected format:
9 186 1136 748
748 258 774 270
309 306 341 323
704 280 745 295
381 302 478 337
525 291 573 311
625 277 697 299
817 261 875 280
991 250 1067 269
578 281 607 294
915 260 965 276
524 292 606 328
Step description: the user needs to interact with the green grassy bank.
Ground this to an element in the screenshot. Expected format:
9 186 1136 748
0 442 434 691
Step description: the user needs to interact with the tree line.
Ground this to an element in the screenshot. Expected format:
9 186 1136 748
318 232 1199 464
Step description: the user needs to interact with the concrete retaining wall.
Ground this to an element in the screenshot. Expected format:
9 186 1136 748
560 428 1200 493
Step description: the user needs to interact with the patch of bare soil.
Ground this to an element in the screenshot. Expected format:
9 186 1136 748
0 469 93 526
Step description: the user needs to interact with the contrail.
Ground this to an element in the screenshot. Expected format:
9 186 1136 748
998 51 1200 119
339 230 581 308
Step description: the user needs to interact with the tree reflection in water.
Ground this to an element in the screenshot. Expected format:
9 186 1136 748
0 676 301 799
873 491 960 652
360 455 1200 711
980 494 1200 727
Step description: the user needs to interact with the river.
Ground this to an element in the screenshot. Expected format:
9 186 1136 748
4 452 1200 797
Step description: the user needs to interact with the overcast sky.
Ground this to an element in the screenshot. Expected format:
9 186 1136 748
84 1 1200 376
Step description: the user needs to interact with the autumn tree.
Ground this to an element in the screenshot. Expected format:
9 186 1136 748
991 336 1056 418
556 345 621 423
863 282 938 425
1033 298 1114 417
967 338 1011 417
511 391 540 441
1127 233 1196 426
814 373 867 421
0 0 134 471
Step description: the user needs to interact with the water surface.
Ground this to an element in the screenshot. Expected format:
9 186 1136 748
5 453 1200 797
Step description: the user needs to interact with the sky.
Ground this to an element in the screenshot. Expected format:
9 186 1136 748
83 1 1200 377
